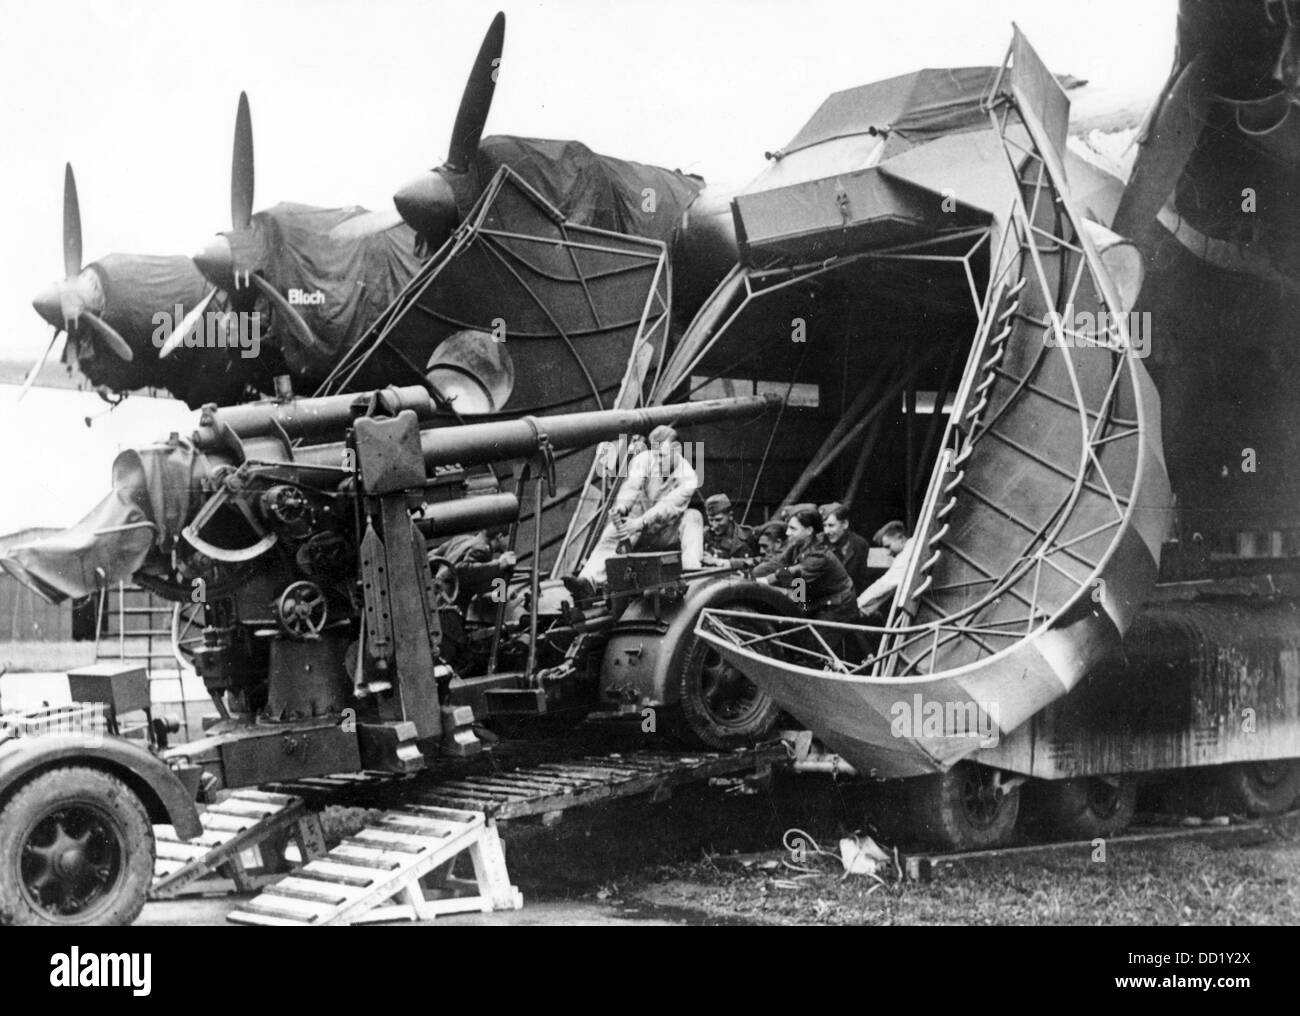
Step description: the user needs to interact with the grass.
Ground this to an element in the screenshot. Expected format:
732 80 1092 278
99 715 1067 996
638 836 1300 925
482 772 1300 926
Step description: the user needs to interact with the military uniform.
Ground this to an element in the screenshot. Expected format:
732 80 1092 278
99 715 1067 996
827 529 873 594
752 535 856 621
702 492 758 564
432 531 513 604
817 502 872 594
704 518 757 561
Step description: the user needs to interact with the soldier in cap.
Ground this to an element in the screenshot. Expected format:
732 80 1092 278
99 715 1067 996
819 502 872 595
777 502 818 522
701 492 758 566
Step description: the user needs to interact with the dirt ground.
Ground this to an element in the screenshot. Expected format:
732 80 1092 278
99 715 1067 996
140 774 1300 926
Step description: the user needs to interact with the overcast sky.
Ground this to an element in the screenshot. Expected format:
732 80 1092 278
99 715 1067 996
0 0 1177 533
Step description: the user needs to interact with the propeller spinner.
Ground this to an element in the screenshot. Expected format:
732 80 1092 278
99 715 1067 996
393 11 505 247
30 164 135 367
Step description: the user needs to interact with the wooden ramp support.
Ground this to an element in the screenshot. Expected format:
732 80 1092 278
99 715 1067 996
227 805 522 926
152 789 326 898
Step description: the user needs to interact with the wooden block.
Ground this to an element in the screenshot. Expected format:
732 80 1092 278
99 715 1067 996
155 841 214 861
301 860 379 888
350 830 432 853
201 813 259 833
230 789 298 806
264 879 354 907
402 804 484 824
228 910 309 927
208 799 280 819
331 844 404 869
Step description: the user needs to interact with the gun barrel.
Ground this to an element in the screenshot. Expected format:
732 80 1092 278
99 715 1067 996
417 394 778 469
192 385 434 452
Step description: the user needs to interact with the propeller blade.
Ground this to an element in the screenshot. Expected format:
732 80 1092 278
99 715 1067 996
250 273 318 352
1112 55 1209 240
17 329 63 402
232 91 255 231
327 206 405 242
446 12 505 171
81 311 134 362
158 288 218 359
63 163 82 279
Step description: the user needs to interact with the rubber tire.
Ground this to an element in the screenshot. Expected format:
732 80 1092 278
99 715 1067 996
906 761 1021 851
1216 759 1300 817
663 582 799 750
0 766 155 927
1032 776 1137 840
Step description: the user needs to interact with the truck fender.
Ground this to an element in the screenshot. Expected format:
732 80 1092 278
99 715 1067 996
0 733 202 839
600 575 798 707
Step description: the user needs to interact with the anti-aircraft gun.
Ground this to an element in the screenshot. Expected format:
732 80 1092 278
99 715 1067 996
4 385 782 794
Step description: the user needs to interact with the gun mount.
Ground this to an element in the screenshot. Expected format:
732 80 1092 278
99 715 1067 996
2 386 779 790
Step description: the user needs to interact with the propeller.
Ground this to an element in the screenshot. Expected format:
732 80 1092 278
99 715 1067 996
31 163 135 364
1111 54 1211 240
16 328 64 402
191 92 256 299
393 12 505 246
180 91 320 359
157 287 218 359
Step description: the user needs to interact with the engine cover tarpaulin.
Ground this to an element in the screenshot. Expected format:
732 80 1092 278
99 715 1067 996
75 254 211 395
472 136 703 250
247 204 423 380
0 443 209 603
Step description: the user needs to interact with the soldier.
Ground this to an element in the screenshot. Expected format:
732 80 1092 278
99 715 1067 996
751 508 858 659
819 502 872 595
753 509 857 628
432 526 517 608
755 521 787 563
777 501 818 522
857 520 916 619
571 424 702 594
701 492 757 566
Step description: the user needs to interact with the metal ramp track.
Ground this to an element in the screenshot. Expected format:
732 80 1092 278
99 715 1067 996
227 805 521 926
695 30 1172 779
411 746 785 820
152 789 326 898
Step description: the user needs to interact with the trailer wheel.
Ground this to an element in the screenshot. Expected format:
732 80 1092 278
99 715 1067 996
907 762 1021 851
1217 759 1300 817
1032 776 1137 840
0 767 155 926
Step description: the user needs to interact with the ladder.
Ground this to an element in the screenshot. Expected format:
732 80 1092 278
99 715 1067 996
94 582 195 736
227 805 521 926
94 582 176 675
152 789 326 898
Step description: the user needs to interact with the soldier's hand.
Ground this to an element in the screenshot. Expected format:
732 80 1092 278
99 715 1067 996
499 551 517 570
617 514 645 538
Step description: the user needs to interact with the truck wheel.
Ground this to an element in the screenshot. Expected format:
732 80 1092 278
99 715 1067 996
907 761 1021 851
1031 776 1137 840
1217 759 1300 817
0 767 155 926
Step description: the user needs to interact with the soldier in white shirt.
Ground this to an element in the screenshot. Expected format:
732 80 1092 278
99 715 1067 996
573 425 702 590
857 520 915 618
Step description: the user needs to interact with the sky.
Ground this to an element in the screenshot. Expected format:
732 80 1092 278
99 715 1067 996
0 0 1177 531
